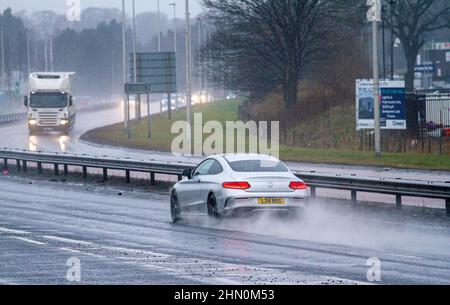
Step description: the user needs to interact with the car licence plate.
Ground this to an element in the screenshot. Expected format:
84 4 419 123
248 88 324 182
258 198 285 205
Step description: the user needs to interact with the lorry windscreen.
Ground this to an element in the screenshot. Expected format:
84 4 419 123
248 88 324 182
30 93 68 108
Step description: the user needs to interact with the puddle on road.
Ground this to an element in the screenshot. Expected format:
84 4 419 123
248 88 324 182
181 202 450 256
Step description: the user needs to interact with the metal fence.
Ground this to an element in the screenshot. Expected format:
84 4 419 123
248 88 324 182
1 148 449 215
418 90 450 154
0 102 120 126
0 113 28 125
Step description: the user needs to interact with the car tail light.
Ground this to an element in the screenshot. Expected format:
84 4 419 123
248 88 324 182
222 182 251 190
289 181 308 190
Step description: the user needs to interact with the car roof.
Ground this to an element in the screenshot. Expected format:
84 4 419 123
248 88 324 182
221 154 280 163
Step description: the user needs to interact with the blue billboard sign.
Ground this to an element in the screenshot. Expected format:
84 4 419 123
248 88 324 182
356 80 407 130
380 87 406 129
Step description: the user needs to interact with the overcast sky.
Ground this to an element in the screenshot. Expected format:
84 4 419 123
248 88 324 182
0 0 204 17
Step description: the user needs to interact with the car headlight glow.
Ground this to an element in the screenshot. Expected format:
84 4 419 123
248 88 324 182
60 119 69 126
29 119 37 125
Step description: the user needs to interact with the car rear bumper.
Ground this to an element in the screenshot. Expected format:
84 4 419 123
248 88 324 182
222 205 305 217
221 192 309 216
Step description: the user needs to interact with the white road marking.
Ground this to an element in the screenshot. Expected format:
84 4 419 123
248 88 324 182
42 235 93 245
388 254 424 260
100 245 171 258
59 247 82 254
0 279 18 285
1 227 359 285
140 263 242 285
0 227 31 235
13 237 46 246
306 277 371 285
82 252 107 259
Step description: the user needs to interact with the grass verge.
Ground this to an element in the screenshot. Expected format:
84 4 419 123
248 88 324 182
81 100 450 171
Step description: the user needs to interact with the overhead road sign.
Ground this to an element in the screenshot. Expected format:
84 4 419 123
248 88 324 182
124 83 151 95
130 52 177 94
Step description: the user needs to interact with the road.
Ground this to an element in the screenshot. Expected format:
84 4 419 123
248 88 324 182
0 176 449 285
0 106 447 209
0 105 448 180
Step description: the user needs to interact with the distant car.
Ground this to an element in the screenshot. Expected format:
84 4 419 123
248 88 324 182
0 91 7 104
170 154 309 222
161 98 177 111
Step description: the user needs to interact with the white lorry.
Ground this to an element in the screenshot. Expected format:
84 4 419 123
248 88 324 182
24 72 76 135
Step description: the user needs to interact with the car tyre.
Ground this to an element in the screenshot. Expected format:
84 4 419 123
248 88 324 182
207 193 220 218
170 190 182 223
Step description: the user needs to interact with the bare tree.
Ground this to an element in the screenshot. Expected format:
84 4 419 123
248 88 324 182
387 0 450 91
202 0 366 113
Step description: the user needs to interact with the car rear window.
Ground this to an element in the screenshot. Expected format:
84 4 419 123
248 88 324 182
228 160 289 172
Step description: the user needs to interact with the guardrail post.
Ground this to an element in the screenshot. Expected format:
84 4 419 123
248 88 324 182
23 161 28 173
2 158 7 170
125 170 130 184
310 186 316 199
37 162 42 174
64 165 68 176
351 190 357 205
54 164 59 176
446 199 450 217
82 166 87 179
150 172 155 186
396 195 402 210
103 168 108 181
16 160 21 172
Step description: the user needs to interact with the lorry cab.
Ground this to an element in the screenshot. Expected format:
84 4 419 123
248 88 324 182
25 72 76 135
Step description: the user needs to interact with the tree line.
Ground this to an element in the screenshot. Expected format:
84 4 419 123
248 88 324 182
0 8 207 99
201 0 450 126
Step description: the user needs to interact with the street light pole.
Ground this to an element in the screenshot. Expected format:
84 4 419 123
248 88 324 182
185 0 192 139
157 0 161 52
169 2 178 109
26 32 31 76
169 3 177 53
202 24 209 101
44 37 48 72
390 0 395 80
382 5 386 80
367 0 382 158
49 36 54 72
122 0 130 137
1 27 5 90
132 0 141 121
157 0 163 113
197 19 204 101
132 0 137 80
372 1 381 158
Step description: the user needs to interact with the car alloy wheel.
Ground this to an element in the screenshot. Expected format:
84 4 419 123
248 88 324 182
171 191 181 223
207 193 220 218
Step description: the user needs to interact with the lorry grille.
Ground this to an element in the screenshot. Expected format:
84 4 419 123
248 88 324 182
38 112 58 126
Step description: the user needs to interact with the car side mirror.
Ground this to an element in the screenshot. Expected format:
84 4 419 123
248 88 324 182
182 169 192 179
24 96 28 107
68 96 73 107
